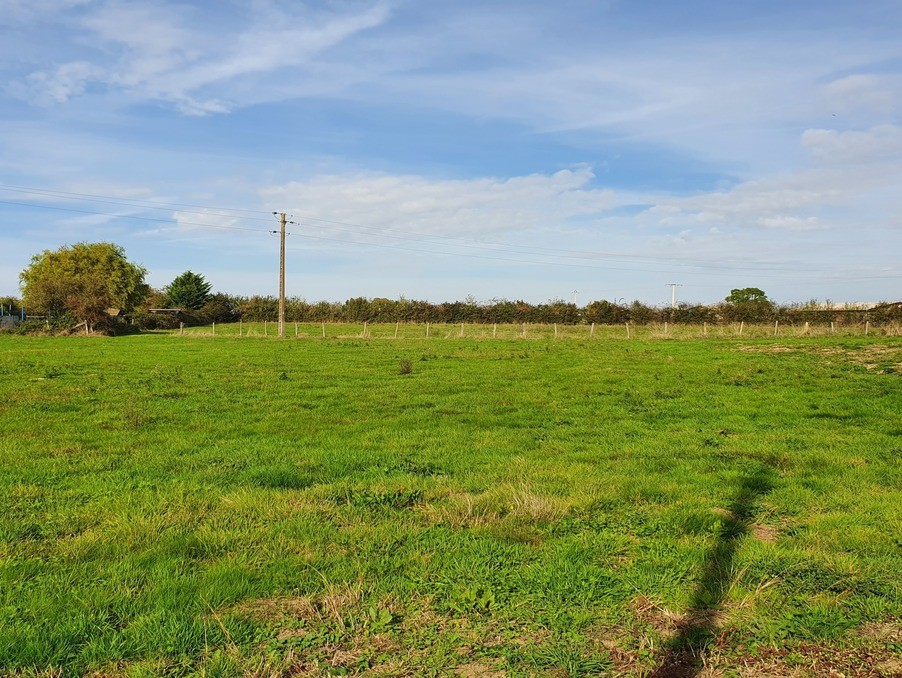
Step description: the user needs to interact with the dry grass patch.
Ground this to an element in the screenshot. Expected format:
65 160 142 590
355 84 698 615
737 343 902 373
859 620 902 644
455 661 507 677
630 594 690 641
233 580 364 627
423 483 570 529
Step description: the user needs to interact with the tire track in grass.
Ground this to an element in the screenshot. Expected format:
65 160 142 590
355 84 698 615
651 465 774 677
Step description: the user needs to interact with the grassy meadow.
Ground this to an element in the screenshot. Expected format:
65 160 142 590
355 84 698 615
0 328 900 676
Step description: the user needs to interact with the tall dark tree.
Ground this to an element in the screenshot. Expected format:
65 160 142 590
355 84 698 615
164 271 212 310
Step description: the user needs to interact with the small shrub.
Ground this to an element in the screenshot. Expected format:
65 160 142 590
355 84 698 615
398 359 412 375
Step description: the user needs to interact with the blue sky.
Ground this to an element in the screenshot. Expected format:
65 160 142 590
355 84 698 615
1 0 900 306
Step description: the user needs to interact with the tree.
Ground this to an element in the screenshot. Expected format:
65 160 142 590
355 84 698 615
164 271 212 310
20 242 148 331
195 293 240 324
723 287 774 322
726 288 768 304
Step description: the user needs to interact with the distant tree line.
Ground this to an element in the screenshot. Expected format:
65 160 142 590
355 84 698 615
134 290 902 329
5 241 901 334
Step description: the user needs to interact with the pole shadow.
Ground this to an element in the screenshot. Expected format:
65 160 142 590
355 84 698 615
650 465 774 677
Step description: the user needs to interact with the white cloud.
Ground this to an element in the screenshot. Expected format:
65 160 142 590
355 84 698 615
824 74 902 116
171 209 242 234
758 216 821 231
17 61 102 104
628 123 902 236
801 125 902 163
261 167 622 238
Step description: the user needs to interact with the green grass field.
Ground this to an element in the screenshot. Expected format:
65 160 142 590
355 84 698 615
1 330 899 676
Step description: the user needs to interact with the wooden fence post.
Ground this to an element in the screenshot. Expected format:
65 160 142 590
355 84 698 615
625 322 630 339
180 322 184 336
493 323 497 338
590 322 595 338
212 322 215 337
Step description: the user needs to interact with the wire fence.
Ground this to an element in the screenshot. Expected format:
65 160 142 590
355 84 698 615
171 320 902 340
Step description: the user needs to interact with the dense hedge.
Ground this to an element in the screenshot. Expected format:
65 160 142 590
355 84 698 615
181 295 902 326
4 293 899 331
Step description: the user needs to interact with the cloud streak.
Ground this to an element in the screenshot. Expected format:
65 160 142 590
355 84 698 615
14 0 393 114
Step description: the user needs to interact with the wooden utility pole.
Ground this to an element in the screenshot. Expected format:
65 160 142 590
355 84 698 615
278 212 286 338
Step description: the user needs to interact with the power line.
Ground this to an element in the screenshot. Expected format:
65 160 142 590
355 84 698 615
1 186 898 282
280 226 901 281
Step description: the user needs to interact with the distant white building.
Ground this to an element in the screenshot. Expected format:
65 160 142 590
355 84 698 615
815 302 880 311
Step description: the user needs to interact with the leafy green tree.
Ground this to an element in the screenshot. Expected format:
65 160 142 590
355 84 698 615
20 242 148 331
584 300 630 325
723 287 774 322
726 288 768 304
164 271 212 310
195 293 240 324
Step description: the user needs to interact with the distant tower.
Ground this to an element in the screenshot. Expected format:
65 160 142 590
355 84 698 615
666 283 681 308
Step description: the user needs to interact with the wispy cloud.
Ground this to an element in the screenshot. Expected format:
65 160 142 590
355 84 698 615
801 124 902 163
262 167 621 238
0 0 92 23
13 0 393 114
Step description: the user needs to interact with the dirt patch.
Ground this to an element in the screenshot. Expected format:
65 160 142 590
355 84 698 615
710 508 778 543
455 661 507 677
631 595 688 640
751 522 779 543
859 620 902 643
712 642 902 677
735 345 798 354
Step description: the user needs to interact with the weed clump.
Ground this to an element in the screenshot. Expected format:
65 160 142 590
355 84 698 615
398 359 413 375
